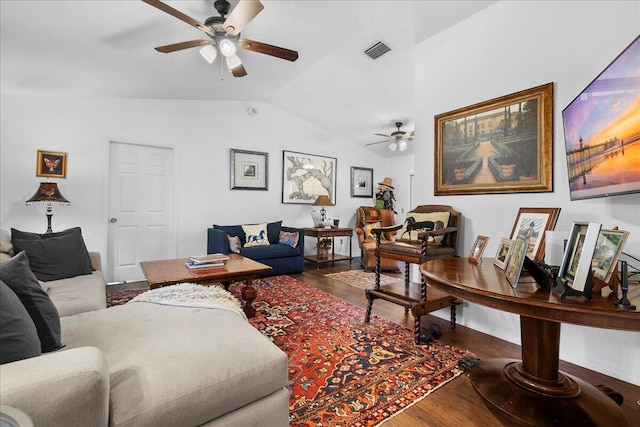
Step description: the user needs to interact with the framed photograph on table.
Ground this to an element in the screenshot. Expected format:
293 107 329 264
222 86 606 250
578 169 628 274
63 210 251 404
282 150 336 204
468 235 489 264
350 166 373 198
558 222 601 294
434 83 553 196
230 149 268 190
505 237 529 288
36 150 67 179
592 228 629 283
509 207 561 262
494 238 514 270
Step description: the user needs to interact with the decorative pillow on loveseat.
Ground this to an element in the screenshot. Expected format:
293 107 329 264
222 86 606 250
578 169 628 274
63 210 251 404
12 227 93 281
279 230 299 248
0 252 63 352
363 222 386 240
242 223 270 247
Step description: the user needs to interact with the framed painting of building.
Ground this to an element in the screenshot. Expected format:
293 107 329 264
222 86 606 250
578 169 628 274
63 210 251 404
434 83 553 195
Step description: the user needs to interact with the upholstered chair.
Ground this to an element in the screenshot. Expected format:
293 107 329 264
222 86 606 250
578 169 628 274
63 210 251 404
355 206 400 272
364 205 462 343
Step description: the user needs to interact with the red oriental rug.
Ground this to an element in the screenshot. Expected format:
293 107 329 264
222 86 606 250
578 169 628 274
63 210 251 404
107 276 474 426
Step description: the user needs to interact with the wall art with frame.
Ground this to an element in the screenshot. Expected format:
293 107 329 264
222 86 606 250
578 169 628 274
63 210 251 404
434 83 553 195
36 150 67 179
558 222 602 293
468 235 489 264
282 150 336 204
509 207 561 262
592 228 629 283
350 166 373 198
505 236 529 289
494 238 514 270
230 149 268 190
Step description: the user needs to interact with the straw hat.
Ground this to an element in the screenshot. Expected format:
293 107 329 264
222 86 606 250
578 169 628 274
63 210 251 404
378 177 394 190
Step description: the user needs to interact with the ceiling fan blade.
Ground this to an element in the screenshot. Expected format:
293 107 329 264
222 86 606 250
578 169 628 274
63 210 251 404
366 140 390 146
154 39 209 53
223 0 264 36
374 133 390 138
238 39 298 62
141 0 213 36
226 55 248 77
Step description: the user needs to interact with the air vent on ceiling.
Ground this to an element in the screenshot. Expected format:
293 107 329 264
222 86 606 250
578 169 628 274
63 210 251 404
364 41 391 60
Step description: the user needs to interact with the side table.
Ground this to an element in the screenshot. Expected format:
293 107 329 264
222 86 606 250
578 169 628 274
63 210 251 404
303 227 353 269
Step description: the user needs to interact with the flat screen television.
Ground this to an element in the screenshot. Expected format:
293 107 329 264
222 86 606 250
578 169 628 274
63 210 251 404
562 35 640 201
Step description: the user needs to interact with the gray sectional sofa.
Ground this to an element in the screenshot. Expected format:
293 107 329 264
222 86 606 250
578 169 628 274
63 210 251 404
0 231 289 427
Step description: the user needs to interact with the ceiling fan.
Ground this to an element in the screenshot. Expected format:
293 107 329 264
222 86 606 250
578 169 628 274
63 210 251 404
141 0 298 77
367 122 415 152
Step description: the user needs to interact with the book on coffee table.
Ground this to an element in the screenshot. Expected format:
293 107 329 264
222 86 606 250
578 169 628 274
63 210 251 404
189 254 230 265
185 260 225 270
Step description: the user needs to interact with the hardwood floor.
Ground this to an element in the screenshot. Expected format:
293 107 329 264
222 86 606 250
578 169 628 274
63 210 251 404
118 258 639 426
294 259 640 427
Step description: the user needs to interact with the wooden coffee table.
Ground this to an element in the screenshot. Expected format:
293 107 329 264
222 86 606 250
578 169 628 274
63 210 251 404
140 254 272 317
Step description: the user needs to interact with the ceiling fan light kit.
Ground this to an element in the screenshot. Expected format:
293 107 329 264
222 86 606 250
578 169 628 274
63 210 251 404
367 121 414 152
141 0 298 78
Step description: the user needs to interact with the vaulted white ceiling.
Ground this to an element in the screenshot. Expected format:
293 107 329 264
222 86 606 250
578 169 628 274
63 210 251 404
0 0 494 157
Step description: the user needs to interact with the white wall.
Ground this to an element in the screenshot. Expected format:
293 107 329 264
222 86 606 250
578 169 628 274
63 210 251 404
0 97 389 272
414 0 640 385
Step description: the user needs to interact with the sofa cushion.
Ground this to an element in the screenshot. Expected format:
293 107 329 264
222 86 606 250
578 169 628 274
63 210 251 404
46 271 107 317
11 227 94 271
242 223 270 247
12 232 93 281
278 230 299 248
241 243 300 260
0 280 42 364
61 302 288 427
0 252 63 352
396 211 451 244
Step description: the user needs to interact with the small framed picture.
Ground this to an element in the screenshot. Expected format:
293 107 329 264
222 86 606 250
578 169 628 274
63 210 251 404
230 149 268 190
558 222 602 292
509 207 561 262
592 229 629 283
468 235 489 264
350 166 373 198
494 238 514 270
505 237 529 288
36 150 67 179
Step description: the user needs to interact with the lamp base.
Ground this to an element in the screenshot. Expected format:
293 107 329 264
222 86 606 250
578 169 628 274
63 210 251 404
45 207 54 234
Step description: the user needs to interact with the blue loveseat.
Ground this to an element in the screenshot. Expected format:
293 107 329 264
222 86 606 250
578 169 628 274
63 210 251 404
207 221 304 276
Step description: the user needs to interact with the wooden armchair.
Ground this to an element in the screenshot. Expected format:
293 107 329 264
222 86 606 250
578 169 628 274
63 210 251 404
355 206 400 272
364 205 462 343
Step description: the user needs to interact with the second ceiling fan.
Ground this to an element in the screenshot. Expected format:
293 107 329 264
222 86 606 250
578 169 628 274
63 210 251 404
142 0 298 77
367 122 415 152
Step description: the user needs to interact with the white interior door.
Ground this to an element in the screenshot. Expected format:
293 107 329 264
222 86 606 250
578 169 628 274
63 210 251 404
108 142 175 283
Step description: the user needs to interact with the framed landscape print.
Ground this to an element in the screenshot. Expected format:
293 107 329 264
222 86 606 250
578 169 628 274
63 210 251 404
494 238 514 270
36 150 67 179
282 150 336 204
434 83 553 195
509 207 561 262
558 222 601 293
592 228 629 283
350 166 373 198
468 235 489 264
505 237 529 288
230 149 268 190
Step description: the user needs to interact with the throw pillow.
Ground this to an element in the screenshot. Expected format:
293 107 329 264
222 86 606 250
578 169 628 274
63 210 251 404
228 235 242 254
242 223 270 247
0 252 63 352
0 229 13 256
396 212 451 244
360 207 382 223
266 221 283 244
213 224 245 243
279 230 299 248
0 280 42 364
12 232 93 282
11 227 94 271
363 222 385 240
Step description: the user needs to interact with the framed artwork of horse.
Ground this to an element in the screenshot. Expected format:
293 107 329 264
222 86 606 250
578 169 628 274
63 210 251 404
36 150 67 179
282 150 337 204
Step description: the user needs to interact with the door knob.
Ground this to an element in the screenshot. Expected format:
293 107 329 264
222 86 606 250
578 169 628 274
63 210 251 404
110 218 117 223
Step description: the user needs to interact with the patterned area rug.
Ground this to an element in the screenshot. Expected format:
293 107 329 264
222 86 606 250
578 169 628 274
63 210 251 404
325 269 398 290
107 277 474 426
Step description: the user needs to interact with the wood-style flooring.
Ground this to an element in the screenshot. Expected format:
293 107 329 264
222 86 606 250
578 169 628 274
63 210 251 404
293 259 640 427
117 258 639 426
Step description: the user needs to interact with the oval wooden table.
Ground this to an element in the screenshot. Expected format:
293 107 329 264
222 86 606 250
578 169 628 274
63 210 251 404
420 257 640 427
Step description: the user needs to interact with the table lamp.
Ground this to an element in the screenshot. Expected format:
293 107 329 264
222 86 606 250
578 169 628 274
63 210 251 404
313 195 333 222
26 182 70 234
